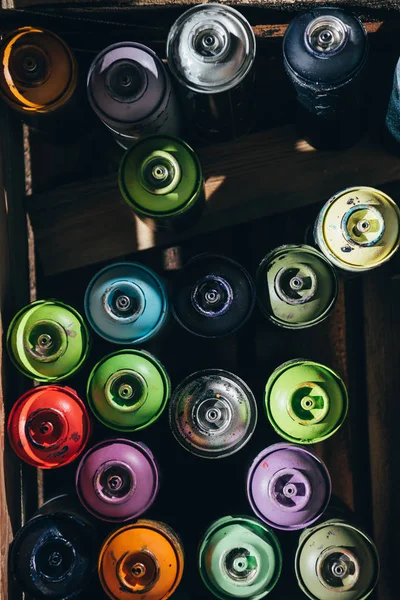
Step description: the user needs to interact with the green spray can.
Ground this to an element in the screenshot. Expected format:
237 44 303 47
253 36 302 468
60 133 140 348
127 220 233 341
256 245 338 329
119 134 204 232
198 515 282 599
295 519 379 600
87 350 170 432
7 300 90 382
265 359 348 444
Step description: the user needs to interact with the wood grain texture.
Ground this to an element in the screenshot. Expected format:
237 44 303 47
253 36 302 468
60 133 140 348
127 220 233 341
28 126 400 276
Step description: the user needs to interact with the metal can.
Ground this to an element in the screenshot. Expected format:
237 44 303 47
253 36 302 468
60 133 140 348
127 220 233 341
247 443 331 531
167 4 256 143
84 262 168 344
119 134 204 232
9 511 98 600
87 350 170 432
198 515 282 599
283 8 368 150
99 520 184 600
295 519 379 600
7 299 90 382
7 385 91 469
314 186 400 272
265 359 348 444
170 369 257 458
87 42 181 149
172 254 255 337
76 438 159 522
256 244 338 329
386 58 400 150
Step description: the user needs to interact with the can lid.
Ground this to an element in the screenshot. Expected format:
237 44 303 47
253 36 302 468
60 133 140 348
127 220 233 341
315 187 400 271
257 245 338 329
87 42 166 125
198 516 281 600
167 4 255 93
0 26 76 112
265 359 348 444
119 135 202 217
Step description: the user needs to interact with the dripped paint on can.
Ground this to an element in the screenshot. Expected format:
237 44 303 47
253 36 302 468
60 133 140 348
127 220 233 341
295 519 379 600
76 438 159 522
9 510 98 600
283 8 368 150
7 300 90 382
169 369 257 458
247 443 331 530
172 254 255 337
7 385 91 469
198 515 282 599
119 135 204 232
265 359 348 444
87 350 170 432
84 262 168 344
256 244 338 329
386 58 400 150
99 520 184 600
314 186 400 272
167 4 256 143
87 42 181 149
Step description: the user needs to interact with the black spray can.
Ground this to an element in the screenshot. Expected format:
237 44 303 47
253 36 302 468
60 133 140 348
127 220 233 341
283 8 368 150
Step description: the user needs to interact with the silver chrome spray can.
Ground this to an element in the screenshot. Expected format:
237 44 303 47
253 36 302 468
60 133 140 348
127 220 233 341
167 4 256 143
87 42 181 149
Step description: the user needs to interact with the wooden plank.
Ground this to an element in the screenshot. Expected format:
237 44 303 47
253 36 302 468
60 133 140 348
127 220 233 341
28 125 400 276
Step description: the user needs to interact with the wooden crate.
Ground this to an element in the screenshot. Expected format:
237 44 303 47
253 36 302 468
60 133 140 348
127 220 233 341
1 3 400 599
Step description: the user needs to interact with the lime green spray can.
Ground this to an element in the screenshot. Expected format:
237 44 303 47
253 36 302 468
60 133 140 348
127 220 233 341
119 134 204 232
198 515 282 599
87 350 170 432
7 300 90 382
265 359 348 444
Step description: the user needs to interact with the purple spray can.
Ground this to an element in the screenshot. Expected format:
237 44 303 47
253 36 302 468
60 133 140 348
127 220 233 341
76 438 159 522
247 443 331 531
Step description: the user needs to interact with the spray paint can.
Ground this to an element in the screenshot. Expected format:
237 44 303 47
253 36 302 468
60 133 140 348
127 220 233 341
314 186 400 272
198 515 282 599
119 135 204 232
76 439 159 522
7 300 90 382
386 58 400 151
0 27 82 135
87 350 170 432
84 262 168 344
169 369 257 458
7 385 91 469
265 359 348 444
283 8 368 150
295 519 379 600
99 520 184 600
9 508 98 600
87 42 181 149
172 254 255 337
256 244 338 329
167 4 256 143
247 443 331 531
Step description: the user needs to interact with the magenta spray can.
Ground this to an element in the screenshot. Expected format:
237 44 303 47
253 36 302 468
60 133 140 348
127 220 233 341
247 443 331 531
75 439 159 522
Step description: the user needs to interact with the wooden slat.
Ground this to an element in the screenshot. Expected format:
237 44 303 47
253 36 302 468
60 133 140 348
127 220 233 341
28 126 400 276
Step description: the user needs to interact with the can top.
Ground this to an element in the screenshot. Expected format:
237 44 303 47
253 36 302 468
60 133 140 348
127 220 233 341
119 135 202 216
283 7 368 88
87 42 167 125
265 359 348 444
296 520 379 600
247 443 331 530
199 515 282 600
257 245 338 329
315 186 400 271
167 4 255 94
0 26 76 113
